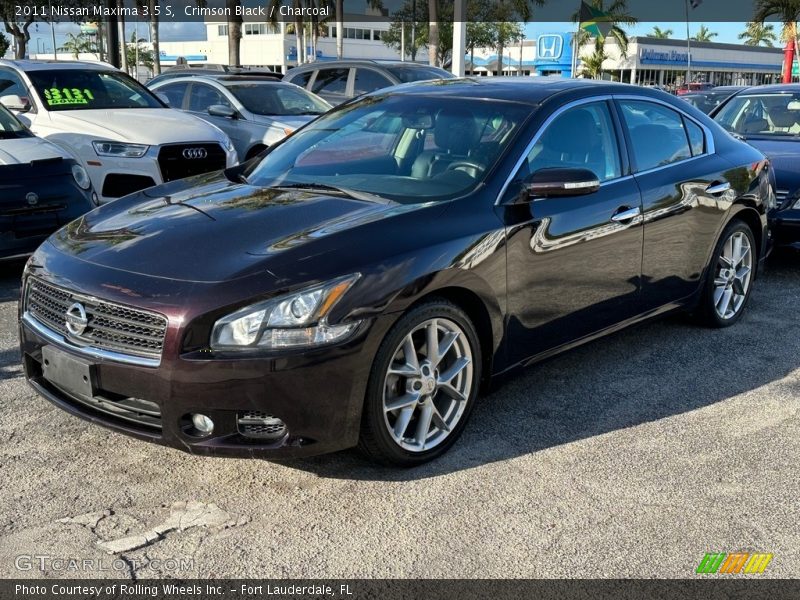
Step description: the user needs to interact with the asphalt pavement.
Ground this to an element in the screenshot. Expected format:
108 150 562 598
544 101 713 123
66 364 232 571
0 253 798 579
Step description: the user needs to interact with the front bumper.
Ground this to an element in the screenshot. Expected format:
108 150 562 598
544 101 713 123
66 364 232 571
770 205 800 248
19 274 391 459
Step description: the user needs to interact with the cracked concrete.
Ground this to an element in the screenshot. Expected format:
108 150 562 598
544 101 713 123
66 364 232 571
1 254 800 578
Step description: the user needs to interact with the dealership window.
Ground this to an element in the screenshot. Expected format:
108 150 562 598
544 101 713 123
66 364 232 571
218 25 228 36
244 23 277 35
524 101 622 182
373 30 383 41
619 100 692 171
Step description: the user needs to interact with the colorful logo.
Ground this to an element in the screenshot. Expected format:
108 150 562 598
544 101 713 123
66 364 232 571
697 553 773 574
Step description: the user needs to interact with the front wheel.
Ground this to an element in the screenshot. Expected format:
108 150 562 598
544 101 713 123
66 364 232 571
697 219 756 328
358 300 482 466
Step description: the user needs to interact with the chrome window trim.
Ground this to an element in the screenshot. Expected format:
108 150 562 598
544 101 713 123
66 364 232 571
495 93 718 205
21 312 162 368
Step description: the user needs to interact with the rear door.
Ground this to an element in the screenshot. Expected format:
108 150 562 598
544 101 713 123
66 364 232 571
185 82 248 156
614 97 736 310
310 67 352 105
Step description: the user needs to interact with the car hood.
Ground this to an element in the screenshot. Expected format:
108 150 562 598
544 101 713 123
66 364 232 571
0 136 67 164
744 137 800 194
49 173 420 283
47 108 226 144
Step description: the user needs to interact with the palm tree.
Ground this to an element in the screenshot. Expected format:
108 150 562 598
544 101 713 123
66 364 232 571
692 25 718 42
581 47 607 79
650 26 672 38
335 0 343 59
753 0 800 80
739 21 778 46
572 0 638 58
59 33 94 59
428 0 438 66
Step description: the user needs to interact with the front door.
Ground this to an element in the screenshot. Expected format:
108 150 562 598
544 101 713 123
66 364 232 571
501 99 644 364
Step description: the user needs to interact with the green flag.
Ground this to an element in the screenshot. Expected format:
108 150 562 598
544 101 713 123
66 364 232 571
578 1 613 40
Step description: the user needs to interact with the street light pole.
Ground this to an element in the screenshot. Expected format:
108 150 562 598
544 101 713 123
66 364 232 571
452 0 465 76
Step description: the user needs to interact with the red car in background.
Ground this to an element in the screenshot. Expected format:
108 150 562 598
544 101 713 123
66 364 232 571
677 82 714 96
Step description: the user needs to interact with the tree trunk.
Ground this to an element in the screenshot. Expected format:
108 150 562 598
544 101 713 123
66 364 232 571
295 18 304 64
497 42 503 76
118 0 128 73
428 0 438 66
149 0 161 74
227 0 242 66
336 0 343 59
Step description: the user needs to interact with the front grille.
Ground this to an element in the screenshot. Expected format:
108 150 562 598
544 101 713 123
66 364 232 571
157 143 226 183
237 411 287 440
25 277 168 361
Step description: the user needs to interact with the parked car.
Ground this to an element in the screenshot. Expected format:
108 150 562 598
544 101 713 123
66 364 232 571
0 104 94 261
149 76 331 161
19 79 770 466
0 60 238 203
711 84 800 247
680 86 747 114
146 63 282 87
284 59 455 105
676 82 714 96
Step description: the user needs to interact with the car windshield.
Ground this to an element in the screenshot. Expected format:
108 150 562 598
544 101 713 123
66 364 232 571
26 69 163 111
0 104 31 139
227 83 331 116
386 66 456 83
715 92 800 136
241 95 530 203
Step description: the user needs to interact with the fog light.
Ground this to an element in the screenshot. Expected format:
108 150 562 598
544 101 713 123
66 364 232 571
192 413 214 435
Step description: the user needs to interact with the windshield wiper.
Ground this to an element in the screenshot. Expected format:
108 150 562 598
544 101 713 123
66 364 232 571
272 182 389 203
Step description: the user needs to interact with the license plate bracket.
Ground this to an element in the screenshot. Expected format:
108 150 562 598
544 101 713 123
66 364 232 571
41 345 96 399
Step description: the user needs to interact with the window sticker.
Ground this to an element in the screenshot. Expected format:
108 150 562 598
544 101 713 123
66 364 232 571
43 87 95 106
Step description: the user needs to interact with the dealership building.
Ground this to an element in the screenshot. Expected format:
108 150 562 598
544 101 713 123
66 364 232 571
582 36 784 86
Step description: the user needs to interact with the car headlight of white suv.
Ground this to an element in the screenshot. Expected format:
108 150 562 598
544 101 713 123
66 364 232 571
210 275 362 351
92 141 149 158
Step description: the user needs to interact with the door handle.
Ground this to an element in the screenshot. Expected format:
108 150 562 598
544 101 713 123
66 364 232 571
705 181 731 196
610 206 641 223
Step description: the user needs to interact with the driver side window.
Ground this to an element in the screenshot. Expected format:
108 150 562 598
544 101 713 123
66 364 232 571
524 101 622 183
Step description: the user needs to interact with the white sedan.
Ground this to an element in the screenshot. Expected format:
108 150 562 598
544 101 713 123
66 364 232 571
0 60 238 204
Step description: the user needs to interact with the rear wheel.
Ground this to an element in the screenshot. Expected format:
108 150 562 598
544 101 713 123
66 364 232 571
358 300 481 466
697 219 756 328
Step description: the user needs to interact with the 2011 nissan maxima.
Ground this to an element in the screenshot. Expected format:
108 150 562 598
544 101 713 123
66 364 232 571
19 78 771 466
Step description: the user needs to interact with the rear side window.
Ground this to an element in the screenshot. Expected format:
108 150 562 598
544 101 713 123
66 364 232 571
287 70 313 89
619 100 692 171
683 117 705 156
157 82 188 108
312 68 349 95
353 68 391 95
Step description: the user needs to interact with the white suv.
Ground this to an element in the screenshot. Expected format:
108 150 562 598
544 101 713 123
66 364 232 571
0 60 238 203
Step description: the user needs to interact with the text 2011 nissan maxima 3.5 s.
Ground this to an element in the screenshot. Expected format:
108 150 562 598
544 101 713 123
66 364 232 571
19 79 771 466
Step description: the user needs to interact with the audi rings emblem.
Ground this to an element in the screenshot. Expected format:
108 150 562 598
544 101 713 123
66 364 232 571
182 148 208 160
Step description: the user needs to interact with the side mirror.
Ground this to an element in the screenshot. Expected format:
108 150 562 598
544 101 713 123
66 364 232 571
523 167 600 200
208 104 237 119
1 94 31 113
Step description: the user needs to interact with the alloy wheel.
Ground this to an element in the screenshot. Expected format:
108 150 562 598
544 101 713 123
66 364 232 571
382 317 474 452
713 230 752 320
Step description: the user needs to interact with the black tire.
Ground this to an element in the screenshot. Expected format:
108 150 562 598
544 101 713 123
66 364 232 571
358 299 482 467
696 219 757 328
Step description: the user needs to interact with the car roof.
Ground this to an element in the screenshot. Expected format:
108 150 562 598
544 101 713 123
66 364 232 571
0 59 116 72
736 83 800 94
289 60 445 70
375 76 652 105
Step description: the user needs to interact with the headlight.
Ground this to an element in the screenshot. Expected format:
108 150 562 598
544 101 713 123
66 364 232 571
71 164 91 190
92 141 149 158
210 274 361 351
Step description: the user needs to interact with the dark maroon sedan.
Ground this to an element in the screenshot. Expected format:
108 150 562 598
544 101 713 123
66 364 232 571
20 78 770 466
